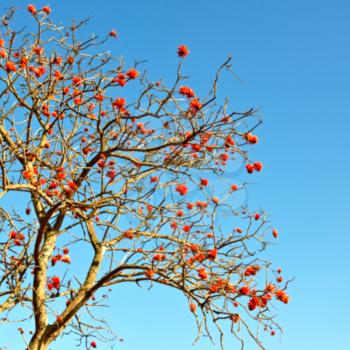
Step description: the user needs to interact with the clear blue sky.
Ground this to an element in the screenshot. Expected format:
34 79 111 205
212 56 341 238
2 1 350 349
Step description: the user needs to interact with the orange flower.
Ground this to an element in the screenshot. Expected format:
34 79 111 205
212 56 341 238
245 164 255 174
275 289 289 304
126 68 139 79
5 61 16 72
231 184 238 191
27 4 37 14
245 132 259 144
42 6 51 14
189 303 197 313
253 162 263 172
239 285 250 295
207 248 217 260
109 30 117 38
177 44 189 57
61 255 71 264
189 98 202 111
200 178 208 186
179 86 195 98
112 97 126 109
175 183 188 196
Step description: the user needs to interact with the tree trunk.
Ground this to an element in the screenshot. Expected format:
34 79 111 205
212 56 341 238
27 335 50 350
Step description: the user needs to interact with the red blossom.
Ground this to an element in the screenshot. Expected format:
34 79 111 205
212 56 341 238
175 183 188 196
27 4 37 14
177 44 190 57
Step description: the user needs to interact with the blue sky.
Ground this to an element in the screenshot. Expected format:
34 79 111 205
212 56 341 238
1 0 350 349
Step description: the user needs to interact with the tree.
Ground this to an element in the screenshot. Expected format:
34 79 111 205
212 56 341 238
0 4 289 350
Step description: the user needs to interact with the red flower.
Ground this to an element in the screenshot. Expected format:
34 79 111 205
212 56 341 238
177 44 189 57
91 340 97 348
109 30 117 38
189 303 197 313
239 285 250 295
254 213 260 220
207 248 217 260
245 164 255 174
225 135 235 147
106 170 116 179
72 76 83 86
42 6 51 14
145 269 155 279
179 86 195 98
183 225 191 233
52 276 61 289
63 247 69 254
27 4 37 14
126 68 139 79
5 61 16 72
150 176 159 183
200 178 209 186
189 98 202 111
67 181 78 191
219 153 229 162
175 183 188 196
112 97 126 109
245 132 259 144
198 268 208 280
272 228 278 238
94 93 104 101
248 296 259 311
61 255 71 264
254 162 263 172
231 184 238 191
275 289 289 304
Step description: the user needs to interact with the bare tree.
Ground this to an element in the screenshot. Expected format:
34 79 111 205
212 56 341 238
0 4 290 350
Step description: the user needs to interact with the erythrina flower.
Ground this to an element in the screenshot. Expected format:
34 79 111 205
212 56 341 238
67 181 78 191
63 247 69 254
225 135 235 147
198 268 208 280
61 255 71 264
42 6 51 14
175 183 188 196
189 98 202 111
200 178 209 186
245 132 259 144
109 30 117 38
177 44 189 57
231 184 238 191
5 61 16 72
126 68 139 79
248 296 259 311
254 213 261 220
112 97 126 109
27 4 37 14
52 276 60 289
150 176 159 183
275 289 289 304
254 162 263 172
272 228 278 238
246 164 255 174
179 86 195 98
183 225 191 233
145 269 155 279
90 340 97 348
239 285 250 295
207 248 217 260
189 303 197 313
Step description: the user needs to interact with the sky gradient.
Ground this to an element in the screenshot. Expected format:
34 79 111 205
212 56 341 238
1 1 350 349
